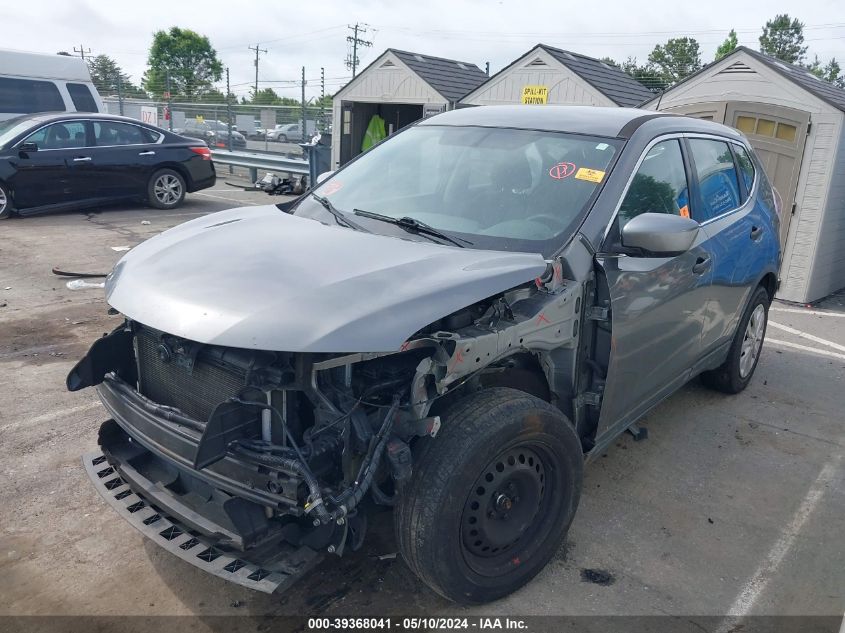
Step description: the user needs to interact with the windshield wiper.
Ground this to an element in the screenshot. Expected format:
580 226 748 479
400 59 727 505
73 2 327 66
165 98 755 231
352 209 472 247
311 194 367 232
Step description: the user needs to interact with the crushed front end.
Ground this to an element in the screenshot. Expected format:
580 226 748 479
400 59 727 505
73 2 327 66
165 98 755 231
69 320 442 592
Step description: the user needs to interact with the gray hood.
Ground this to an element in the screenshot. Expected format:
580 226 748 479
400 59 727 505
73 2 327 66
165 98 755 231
106 205 547 352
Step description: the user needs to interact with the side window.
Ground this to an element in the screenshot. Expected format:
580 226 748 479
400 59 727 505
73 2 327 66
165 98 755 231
94 121 146 146
688 139 742 221
0 77 64 114
734 145 756 195
141 128 163 143
66 83 98 112
618 139 690 228
25 121 87 149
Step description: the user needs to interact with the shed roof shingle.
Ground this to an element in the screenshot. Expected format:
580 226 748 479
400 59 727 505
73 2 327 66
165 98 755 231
389 50 489 103
537 44 657 107
737 47 845 112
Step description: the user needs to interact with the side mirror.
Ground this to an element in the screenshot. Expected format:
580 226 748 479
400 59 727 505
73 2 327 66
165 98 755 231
18 141 38 152
621 212 700 255
316 170 334 185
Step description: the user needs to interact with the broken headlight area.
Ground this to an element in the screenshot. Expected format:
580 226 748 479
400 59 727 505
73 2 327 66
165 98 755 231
69 320 442 558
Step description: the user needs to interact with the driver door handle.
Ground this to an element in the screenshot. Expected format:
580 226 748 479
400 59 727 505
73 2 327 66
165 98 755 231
138 150 156 156
72 156 92 162
692 256 712 275
750 225 763 240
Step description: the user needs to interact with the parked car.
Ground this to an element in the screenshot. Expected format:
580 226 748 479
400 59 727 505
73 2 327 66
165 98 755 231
179 119 246 149
0 112 215 217
266 120 316 142
69 106 780 604
0 49 104 121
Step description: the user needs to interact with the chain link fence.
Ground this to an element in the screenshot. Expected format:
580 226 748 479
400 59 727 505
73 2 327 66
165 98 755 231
102 97 331 155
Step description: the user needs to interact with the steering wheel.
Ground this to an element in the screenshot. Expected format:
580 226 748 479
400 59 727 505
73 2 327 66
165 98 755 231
525 213 567 232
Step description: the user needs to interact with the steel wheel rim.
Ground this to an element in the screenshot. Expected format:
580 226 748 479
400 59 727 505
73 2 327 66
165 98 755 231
154 174 182 205
460 444 556 576
739 304 766 378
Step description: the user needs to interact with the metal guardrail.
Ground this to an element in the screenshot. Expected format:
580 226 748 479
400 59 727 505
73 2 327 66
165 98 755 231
209 148 309 180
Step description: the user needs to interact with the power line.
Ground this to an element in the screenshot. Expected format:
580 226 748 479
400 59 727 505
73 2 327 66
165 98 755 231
346 23 373 77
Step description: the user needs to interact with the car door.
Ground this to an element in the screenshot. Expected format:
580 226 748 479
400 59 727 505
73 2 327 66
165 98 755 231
595 137 714 439
9 120 92 210
686 137 779 355
89 120 161 198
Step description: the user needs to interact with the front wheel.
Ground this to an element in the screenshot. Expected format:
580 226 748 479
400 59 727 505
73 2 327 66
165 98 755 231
147 169 186 210
0 181 13 219
701 285 770 394
394 388 583 604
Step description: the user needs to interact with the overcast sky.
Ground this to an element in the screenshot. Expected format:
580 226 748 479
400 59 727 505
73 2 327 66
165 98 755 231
2 0 844 99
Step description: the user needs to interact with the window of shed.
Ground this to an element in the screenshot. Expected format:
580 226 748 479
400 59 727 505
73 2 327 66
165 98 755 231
755 119 776 137
735 116 756 134
775 123 797 142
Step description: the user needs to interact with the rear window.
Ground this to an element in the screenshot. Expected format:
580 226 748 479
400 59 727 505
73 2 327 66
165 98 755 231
0 77 64 114
66 83 98 112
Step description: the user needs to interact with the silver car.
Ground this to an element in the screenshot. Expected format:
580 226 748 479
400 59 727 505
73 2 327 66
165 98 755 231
70 106 780 604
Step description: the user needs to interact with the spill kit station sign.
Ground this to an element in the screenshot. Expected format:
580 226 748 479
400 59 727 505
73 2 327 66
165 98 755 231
521 85 549 105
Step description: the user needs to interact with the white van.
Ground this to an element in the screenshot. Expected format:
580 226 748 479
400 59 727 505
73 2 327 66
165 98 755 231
0 49 104 121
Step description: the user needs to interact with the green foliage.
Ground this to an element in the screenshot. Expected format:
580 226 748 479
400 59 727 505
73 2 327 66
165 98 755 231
143 27 223 101
806 55 845 89
600 56 668 92
715 29 739 60
648 37 702 84
87 54 147 98
759 14 807 64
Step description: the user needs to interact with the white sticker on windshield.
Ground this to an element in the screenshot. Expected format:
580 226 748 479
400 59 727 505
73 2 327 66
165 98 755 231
595 143 609 150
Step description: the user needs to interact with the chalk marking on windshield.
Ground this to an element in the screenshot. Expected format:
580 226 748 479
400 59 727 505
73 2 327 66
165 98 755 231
549 162 576 180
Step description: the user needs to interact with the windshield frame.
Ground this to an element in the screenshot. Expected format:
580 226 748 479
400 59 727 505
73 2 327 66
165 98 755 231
296 123 625 257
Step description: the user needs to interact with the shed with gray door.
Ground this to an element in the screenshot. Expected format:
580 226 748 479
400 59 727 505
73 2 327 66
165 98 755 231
642 46 845 304
331 49 488 168
459 44 655 109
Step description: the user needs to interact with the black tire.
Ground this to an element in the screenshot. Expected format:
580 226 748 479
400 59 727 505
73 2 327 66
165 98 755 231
147 168 186 210
701 285 770 394
0 181 12 219
395 388 583 604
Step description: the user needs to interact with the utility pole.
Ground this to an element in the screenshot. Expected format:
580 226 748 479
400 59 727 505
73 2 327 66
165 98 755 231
319 67 325 131
301 66 307 143
117 75 124 116
165 70 173 132
73 45 91 60
345 23 372 77
226 68 233 152
248 44 267 100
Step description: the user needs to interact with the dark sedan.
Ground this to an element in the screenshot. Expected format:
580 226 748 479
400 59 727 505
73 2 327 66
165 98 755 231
0 112 216 218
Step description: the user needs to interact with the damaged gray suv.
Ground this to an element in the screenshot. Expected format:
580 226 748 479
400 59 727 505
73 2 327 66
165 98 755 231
69 106 781 604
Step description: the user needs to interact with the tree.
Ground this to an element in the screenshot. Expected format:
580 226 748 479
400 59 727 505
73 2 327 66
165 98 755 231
251 87 284 105
806 55 845 89
601 56 668 92
87 54 147 98
715 29 739 60
143 27 223 101
647 38 702 85
759 14 807 64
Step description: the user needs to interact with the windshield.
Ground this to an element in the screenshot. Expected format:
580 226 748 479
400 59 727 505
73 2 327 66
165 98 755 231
299 125 620 255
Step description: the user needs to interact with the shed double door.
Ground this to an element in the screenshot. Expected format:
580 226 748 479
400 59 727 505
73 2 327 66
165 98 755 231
667 101 809 247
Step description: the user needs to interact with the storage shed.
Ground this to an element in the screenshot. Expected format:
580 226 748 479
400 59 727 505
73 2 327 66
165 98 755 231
459 44 655 108
642 46 845 304
331 49 488 168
